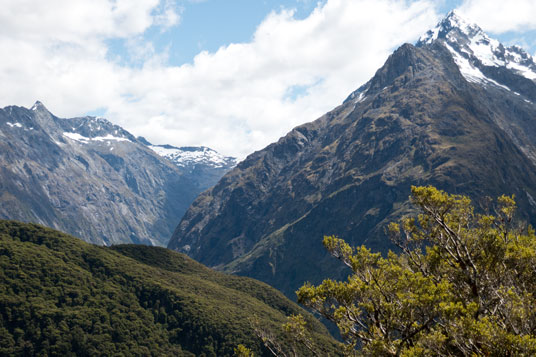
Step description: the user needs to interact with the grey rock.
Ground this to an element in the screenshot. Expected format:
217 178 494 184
168 13 536 297
0 103 235 246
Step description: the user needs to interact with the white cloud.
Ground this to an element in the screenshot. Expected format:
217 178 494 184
0 0 163 44
153 0 183 30
457 0 536 33
0 0 441 158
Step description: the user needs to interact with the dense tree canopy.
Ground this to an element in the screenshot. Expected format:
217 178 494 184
0 220 337 356
295 186 536 356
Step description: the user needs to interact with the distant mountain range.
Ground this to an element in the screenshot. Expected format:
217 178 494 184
0 102 236 246
148 144 237 191
168 11 536 297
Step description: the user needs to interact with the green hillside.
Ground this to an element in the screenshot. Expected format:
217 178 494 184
0 220 337 356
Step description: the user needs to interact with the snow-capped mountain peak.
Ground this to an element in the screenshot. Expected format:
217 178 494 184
417 11 536 84
418 10 481 46
149 144 237 169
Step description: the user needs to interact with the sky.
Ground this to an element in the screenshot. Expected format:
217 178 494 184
1 0 536 158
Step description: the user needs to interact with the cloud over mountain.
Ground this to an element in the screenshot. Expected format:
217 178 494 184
1 0 534 158
0 0 440 157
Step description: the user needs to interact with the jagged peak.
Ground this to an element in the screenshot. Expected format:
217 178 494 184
345 11 536 107
442 10 481 34
30 101 49 112
418 10 484 46
417 11 536 84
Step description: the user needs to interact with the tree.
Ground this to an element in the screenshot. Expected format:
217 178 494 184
296 186 536 356
250 314 334 356
234 344 255 357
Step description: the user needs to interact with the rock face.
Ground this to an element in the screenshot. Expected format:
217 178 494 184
168 11 536 297
0 103 235 246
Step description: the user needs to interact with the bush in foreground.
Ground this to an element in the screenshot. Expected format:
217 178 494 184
294 186 536 356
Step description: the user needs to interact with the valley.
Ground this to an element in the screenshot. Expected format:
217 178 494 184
2 6 536 356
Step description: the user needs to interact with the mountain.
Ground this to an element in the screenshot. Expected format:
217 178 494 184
148 144 237 191
168 11 536 297
0 102 235 246
0 220 337 356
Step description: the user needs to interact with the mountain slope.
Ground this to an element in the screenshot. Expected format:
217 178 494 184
0 220 337 356
0 103 234 246
168 12 536 297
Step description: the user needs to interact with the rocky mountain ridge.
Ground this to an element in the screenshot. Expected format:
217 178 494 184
168 12 536 297
0 102 235 246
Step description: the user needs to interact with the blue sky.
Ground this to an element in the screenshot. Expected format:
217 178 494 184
1 0 535 157
158 0 323 64
108 0 536 69
114 0 466 68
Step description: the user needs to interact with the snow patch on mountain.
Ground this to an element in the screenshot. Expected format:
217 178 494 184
63 132 131 143
444 43 511 91
149 145 236 169
508 61 536 80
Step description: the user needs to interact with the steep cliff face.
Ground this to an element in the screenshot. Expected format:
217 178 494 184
0 103 234 246
168 13 536 297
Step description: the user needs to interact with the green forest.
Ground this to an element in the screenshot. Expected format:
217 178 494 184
0 220 337 356
3 186 536 356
